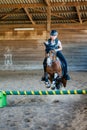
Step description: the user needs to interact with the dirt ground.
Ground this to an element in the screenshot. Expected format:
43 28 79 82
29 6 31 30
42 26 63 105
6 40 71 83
0 70 87 130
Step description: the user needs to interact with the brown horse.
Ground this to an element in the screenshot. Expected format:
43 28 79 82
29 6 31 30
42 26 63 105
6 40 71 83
45 50 67 89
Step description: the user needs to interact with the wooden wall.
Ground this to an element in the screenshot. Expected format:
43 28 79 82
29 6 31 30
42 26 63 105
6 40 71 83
59 29 87 44
0 30 47 40
0 29 87 71
0 29 87 43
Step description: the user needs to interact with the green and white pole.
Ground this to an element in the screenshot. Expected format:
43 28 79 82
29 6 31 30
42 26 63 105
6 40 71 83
0 89 87 108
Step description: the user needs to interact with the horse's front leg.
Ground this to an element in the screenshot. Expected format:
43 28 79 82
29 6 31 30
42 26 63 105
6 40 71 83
44 72 50 88
51 73 58 89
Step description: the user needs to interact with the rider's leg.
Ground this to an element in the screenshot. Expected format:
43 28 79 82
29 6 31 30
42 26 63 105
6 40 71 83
56 51 70 80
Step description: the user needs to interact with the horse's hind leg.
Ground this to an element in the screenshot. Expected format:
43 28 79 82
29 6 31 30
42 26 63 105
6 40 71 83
62 77 67 87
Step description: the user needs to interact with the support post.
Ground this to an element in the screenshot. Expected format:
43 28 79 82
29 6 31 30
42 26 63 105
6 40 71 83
46 6 51 39
0 92 7 108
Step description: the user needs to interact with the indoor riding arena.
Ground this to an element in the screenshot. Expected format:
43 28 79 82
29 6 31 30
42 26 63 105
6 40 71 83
0 0 87 130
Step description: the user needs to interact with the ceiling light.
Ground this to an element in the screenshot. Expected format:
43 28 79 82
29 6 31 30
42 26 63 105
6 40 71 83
14 28 34 31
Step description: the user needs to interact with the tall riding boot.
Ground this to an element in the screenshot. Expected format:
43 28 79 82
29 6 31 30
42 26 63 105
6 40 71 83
56 51 70 80
64 68 70 80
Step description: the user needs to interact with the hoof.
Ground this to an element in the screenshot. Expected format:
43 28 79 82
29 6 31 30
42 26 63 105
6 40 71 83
56 84 61 90
51 83 56 90
45 82 50 88
51 81 56 90
41 76 45 81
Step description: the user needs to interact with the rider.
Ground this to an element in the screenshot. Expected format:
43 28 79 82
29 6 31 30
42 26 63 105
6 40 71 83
42 30 70 81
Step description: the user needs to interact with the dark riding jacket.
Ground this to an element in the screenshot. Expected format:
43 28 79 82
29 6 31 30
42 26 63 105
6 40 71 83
44 38 59 53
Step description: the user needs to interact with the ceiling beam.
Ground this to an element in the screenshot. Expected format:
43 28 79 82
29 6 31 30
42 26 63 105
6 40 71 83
0 2 87 8
44 0 51 32
44 0 50 6
29 7 77 23
76 6 82 24
0 10 87 16
0 8 20 20
51 13 78 23
24 7 35 25
47 6 51 32
0 23 87 31
51 24 87 30
30 7 46 13
0 3 45 8
0 19 86 23
0 19 87 23
51 2 87 7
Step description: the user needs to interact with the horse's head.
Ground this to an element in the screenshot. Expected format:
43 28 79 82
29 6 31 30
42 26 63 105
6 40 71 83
46 50 57 66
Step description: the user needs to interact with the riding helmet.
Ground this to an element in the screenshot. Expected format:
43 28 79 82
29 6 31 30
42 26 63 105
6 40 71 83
50 30 58 36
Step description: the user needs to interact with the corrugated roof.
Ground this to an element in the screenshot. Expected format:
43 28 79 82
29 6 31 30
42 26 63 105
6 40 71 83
0 0 87 26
